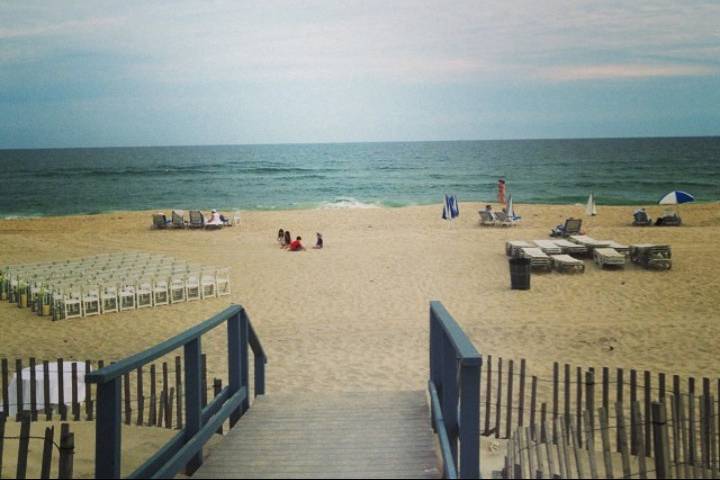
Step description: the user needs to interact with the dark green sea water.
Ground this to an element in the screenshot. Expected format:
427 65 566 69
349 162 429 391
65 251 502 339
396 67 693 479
0 137 718 217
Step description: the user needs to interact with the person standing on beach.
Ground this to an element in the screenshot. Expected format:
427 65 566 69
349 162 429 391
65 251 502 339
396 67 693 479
497 178 506 204
313 232 323 249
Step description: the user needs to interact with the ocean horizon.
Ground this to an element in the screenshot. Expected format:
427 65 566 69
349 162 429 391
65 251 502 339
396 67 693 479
1 136 718 218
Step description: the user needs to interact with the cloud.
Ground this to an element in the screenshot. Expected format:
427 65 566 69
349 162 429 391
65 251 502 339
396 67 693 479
537 63 719 81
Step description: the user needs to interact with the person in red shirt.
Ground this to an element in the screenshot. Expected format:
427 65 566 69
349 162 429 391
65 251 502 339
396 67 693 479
288 236 305 251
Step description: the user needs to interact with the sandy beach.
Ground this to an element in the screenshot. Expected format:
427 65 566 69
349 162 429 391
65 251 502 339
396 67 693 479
1 202 719 475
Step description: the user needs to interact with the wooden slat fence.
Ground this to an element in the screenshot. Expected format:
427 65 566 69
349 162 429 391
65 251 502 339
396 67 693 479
0 355 236 433
0 413 74 479
481 356 720 478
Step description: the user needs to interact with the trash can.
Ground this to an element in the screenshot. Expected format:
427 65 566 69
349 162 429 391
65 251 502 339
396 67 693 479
509 257 531 290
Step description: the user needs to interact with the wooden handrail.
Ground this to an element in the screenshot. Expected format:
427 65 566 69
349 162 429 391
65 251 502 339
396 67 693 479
88 304 266 479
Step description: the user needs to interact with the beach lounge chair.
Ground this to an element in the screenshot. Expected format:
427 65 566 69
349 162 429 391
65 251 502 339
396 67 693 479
655 211 682 226
601 241 630 257
171 210 187 229
632 210 653 226
550 218 583 238
520 247 552 272
551 254 586 273
593 248 627 269
532 240 562 255
551 239 588 256
152 213 171 229
189 211 205 229
478 211 497 226
494 211 519 227
630 244 672 270
569 235 611 252
506 240 533 258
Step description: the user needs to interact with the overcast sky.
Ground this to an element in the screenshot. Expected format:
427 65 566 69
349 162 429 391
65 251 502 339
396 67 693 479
1 1 719 148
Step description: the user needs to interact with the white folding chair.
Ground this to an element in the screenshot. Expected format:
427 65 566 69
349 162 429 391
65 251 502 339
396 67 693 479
63 289 83 320
170 276 187 303
201 271 217 299
119 284 137 311
101 285 119 314
152 278 169 306
136 280 153 308
186 274 201 302
216 269 231 296
82 286 101 316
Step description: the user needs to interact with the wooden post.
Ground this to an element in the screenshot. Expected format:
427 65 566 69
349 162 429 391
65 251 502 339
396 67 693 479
644 370 651 457
543 420 556 479
163 362 169 421
0 413 5 478
652 402 671 480
506 359 514 439
702 379 711 474
709 394 718 480
59 423 74 479
43 361 52 421
40 425 54 479
678 393 691 479
85 360 93 421
530 375 537 440
616 367 624 452
524 427 535 479
484 355 492 435
552 362 559 444
540 401 547 443
602 367 609 412
569 416 585 479
137 366 144 426
517 428 526 479
495 358 503 439
16 413 30 479
518 359 526 429
689 377 696 467
175 356 183 430
583 409 598 479
29 358 37 421
533 425 544 479
184 338 203 474
670 394 682 479
576 366 583 448
598 407 614 479
95 377 121 479
149 364 157 426
158 390 166 428
564 363 571 442
71 362 80 421
615 401 632 479
558 416 571 479
57 358 66 421
123 371 131 425
659 372 666 403
586 369 595 447
15 359 24 421
213 378 223 434
167 387 174 429
632 401 647 479
1 359 9 417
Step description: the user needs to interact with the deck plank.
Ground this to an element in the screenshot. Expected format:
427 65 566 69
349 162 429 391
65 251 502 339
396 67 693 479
193 390 441 479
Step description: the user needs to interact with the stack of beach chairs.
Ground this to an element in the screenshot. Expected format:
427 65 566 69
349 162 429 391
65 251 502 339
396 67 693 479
0 252 231 320
505 237 671 273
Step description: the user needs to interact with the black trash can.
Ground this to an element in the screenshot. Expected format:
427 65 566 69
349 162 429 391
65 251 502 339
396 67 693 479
509 257 531 290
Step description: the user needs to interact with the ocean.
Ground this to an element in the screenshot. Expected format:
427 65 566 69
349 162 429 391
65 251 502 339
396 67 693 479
0 137 718 218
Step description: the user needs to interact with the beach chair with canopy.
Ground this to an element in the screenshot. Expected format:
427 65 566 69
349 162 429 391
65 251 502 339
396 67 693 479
593 248 627 269
551 254 586 273
550 218 583 238
189 211 205 229
152 213 171 229
171 210 187 229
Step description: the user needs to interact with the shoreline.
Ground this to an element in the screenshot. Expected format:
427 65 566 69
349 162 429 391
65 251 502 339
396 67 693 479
2 199 718 222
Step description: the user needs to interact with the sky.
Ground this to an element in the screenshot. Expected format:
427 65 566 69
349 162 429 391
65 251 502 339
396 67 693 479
1 0 719 148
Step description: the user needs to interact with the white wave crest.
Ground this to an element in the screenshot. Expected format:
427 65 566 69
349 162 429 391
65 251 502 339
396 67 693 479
317 197 380 209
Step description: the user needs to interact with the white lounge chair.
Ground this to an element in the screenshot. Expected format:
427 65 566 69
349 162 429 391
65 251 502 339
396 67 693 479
505 241 533 258
630 244 672 270
532 240 562 255
478 211 497 226
520 247 552 272
551 255 585 274
550 239 588 256
569 235 611 251
593 248 627 268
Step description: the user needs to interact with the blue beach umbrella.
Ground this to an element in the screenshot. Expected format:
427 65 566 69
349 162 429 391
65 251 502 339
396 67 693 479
658 190 695 205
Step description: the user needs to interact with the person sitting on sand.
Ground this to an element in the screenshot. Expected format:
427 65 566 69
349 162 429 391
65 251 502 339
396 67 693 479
484 204 496 221
278 229 285 245
288 236 305 251
206 209 224 227
313 232 323 249
282 230 291 248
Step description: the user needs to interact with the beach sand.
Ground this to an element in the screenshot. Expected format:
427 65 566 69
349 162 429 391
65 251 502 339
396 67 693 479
1 202 719 476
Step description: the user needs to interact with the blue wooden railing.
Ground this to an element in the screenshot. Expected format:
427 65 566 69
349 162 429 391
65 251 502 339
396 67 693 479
85 304 267 479
429 301 481 479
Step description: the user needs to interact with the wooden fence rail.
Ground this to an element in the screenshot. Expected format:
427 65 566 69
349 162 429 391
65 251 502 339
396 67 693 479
0 413 73 479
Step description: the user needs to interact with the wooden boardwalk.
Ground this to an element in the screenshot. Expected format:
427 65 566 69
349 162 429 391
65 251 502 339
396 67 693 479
193 390 441 479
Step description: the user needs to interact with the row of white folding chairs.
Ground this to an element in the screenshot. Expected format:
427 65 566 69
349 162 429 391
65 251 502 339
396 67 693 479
51 270 230 319
8 262 205 286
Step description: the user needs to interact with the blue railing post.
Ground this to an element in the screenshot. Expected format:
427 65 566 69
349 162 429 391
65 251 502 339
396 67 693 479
95 378 122 479
459 361 481 479
441 335 459 470
228 312 242 426
429 313 440 431
184 337 203 474
239 308 250 415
